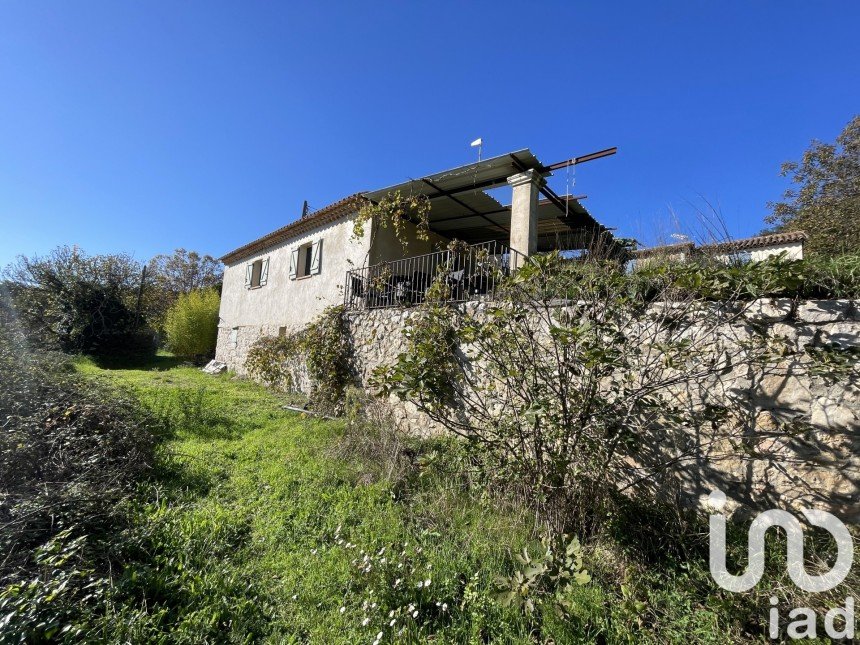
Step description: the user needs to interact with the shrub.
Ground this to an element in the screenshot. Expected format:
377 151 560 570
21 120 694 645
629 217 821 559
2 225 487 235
245 306 352 413
3 246 154 356
0 316 157 640
245 333 305 391
375 252 778 536
163 289 220 358
627 251 860 301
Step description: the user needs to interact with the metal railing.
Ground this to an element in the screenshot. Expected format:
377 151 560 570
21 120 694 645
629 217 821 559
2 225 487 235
344 241 527 310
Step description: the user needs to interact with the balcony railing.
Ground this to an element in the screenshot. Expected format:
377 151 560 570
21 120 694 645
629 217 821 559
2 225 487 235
344 241 526 310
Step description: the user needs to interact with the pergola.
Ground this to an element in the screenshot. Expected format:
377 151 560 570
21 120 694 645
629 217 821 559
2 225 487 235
362 147 617 252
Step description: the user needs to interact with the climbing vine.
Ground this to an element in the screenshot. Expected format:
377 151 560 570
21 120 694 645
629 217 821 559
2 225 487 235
352 190 432 251
245 333 304 391
245 306 353 413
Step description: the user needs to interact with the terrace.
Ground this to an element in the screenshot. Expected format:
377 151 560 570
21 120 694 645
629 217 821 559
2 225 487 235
343 147 618 310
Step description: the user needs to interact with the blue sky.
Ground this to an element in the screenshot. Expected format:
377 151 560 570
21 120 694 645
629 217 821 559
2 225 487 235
1 2 858 266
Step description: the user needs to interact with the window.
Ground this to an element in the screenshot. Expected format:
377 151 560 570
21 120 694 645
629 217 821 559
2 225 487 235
230 327 238 348
245 257 269 289
289 239 323 280
298 243 313 278
278 326 287 337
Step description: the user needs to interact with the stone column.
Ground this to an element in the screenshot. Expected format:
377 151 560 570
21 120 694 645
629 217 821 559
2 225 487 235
506 169 544 270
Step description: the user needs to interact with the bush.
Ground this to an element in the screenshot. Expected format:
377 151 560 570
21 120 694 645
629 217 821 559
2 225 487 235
163 289 220 358
245 333 305 391
3 246 154 357
245 306 352 414
627 251 860 301
0 316 157 641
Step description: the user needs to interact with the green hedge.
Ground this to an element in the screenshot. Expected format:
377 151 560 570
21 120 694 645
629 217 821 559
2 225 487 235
632 252 860 301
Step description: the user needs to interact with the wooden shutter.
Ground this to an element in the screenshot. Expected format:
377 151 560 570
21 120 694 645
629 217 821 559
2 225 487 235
289 249 298 280
244 263 253 288
310 239 323 275
259 258 270 286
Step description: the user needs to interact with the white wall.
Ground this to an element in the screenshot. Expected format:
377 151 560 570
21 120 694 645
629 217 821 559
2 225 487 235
215 212 457 372
215 213 371 369
368 218 449 265
713 241 804 263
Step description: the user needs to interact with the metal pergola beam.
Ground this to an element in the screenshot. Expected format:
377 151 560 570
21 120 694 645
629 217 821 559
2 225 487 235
541 147 618 172
421 178 509 235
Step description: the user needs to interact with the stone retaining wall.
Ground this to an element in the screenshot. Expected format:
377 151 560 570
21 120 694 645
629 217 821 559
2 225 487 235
345 299 859 521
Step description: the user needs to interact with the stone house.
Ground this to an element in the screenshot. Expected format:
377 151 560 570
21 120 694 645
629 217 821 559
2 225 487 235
215 148 615 372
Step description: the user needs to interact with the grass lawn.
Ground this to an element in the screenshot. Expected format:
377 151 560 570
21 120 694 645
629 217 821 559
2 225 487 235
70 355 786 644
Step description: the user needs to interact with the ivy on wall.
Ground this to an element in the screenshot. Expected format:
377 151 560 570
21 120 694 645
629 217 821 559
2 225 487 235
352 190 431 252
245 306 353 413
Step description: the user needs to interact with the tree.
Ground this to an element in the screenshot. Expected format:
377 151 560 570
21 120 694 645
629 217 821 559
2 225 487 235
145 249 222 332
374 252 782 535
148 248 223 294
4 246 151 354
765 115 860 257
163 289 220 358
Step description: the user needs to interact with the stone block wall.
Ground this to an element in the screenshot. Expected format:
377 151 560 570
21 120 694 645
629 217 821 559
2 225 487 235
215 324 279 377
345 299 859 521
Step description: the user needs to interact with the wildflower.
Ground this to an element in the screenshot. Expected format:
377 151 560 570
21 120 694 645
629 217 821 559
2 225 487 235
424 578 431 587
377 547 385 556
442 603 448 612
291 594 297 600
389 619 396 627
416 581 424 589
388 609 395 618
412 610 418 619
361 617 370 626
393 578 400 587
311 548 317 555
340 606 346 614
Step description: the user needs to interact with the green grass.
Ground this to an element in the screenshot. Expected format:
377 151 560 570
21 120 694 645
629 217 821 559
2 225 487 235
73 357 546 643
71 356 839 644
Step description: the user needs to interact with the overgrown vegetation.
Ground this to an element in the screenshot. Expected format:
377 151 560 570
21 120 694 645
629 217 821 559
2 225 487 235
1 316 852 642
2 245 222 358
3 246 154 356
245 306 352 413
37 354 849 643
163 288 220 359
377 251 786 536
146 248 223 333
353 190 432 252
628 250 860 300
0 312 156 641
